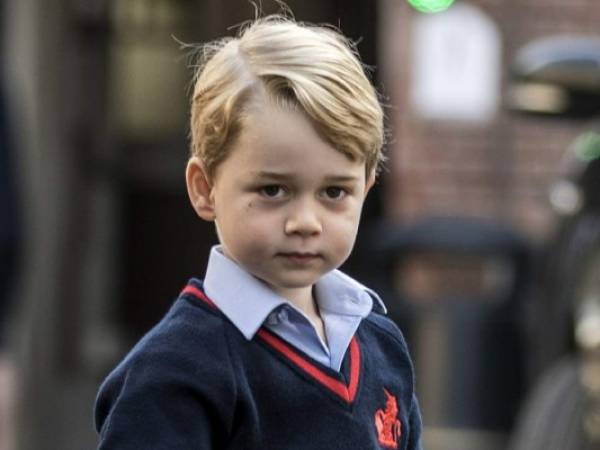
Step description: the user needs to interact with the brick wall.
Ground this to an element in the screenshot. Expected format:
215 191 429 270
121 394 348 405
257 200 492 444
380 0 600 241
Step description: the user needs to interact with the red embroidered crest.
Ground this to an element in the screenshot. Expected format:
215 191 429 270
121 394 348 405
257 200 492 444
374 388 402 449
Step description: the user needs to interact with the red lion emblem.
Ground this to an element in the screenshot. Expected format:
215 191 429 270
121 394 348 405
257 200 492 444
374 388 402 449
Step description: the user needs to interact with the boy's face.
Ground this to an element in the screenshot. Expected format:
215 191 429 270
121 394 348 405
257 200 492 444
187 103 374 300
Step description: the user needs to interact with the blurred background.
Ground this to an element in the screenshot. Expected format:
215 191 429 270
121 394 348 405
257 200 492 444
1 0 600 449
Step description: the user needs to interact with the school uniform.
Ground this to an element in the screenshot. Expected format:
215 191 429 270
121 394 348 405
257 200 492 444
95 246 422 449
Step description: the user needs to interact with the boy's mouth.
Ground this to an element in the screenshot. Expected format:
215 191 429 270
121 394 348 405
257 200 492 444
277 252 321 263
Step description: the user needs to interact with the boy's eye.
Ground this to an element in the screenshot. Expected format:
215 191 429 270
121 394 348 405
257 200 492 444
323 186 347 200
260 185 285 198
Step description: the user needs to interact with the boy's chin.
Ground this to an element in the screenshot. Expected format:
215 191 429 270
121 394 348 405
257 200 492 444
261 274 323 292
250 261 340 292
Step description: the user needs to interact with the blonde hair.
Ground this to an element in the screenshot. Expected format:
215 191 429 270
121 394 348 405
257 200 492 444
189 15 385 179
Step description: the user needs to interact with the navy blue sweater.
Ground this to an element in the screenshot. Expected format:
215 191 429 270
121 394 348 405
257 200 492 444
95 279 422 449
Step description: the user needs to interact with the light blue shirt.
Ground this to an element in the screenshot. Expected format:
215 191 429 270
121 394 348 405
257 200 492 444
203 246 386 371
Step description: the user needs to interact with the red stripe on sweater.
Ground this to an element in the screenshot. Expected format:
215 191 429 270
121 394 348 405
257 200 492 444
181 285 217 309
257 328 360 404
348 337 360 401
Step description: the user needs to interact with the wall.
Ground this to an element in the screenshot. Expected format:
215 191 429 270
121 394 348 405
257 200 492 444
379 0 600 240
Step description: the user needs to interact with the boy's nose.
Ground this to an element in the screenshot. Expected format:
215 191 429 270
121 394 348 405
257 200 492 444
284 202 323 236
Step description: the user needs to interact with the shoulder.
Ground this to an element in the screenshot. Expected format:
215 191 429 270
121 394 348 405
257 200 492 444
95 296 237 421
94 297 239 446
361 310 412 356
110 296 234 381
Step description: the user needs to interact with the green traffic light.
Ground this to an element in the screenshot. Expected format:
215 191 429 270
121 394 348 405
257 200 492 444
408 0 456 13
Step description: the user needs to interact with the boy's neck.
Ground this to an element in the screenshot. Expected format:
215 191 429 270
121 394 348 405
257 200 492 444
280 285 328 346
278 286 320 320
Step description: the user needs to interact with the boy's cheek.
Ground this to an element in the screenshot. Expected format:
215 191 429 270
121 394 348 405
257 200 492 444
334 204 366 229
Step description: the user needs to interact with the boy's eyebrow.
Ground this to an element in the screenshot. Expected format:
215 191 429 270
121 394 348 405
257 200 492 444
323 174 362 183
256 171 291 180
255 171 361 183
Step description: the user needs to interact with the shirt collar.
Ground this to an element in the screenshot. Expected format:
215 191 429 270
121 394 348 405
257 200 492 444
203 246 286 340
316 270 387 317
203 245 387 340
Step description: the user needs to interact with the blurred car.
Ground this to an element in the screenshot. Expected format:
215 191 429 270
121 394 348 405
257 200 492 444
506 35 600 450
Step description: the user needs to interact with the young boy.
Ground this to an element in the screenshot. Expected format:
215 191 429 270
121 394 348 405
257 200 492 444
95 15 422 450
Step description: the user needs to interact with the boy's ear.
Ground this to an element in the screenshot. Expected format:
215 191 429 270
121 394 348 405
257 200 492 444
186 157 216 221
